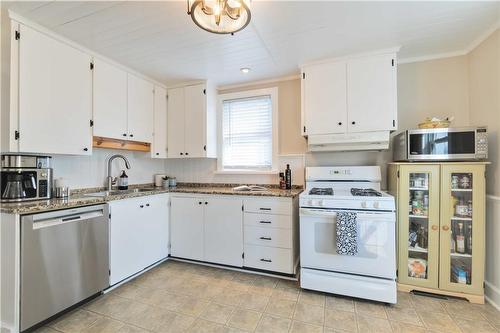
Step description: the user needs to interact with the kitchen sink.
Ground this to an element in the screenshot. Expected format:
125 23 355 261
83 188 157 197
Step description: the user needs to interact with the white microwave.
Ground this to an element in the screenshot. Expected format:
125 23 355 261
393 127 488 161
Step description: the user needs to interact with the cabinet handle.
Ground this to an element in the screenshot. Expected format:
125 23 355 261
338 122 342 126
259 236 272 240
260 258 272 262
351 121 356 125
83 148 88 151
259 208 272 211
259 221 272 224
140 205 144 208
442 225 450 231
431 225 438 231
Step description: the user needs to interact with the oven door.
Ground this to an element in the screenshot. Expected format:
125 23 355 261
407 129 477 160
300 208 396 279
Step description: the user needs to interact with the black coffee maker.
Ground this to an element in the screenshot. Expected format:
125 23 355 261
1 154 52 202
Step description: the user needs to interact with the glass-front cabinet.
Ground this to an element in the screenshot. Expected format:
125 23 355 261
439 164 485 294
397 165 440 288
390 162 487 303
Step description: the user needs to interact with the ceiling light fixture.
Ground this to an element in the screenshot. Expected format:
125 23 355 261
187 0 251 35
240 67 251 74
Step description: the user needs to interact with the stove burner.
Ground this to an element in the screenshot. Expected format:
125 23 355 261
309 187 334 196
350 188 382 197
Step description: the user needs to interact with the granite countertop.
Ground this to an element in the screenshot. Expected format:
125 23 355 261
0 183 303 214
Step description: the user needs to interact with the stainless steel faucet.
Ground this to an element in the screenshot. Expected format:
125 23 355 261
107 154 131 191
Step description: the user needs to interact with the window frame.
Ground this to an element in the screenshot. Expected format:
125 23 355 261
216 87 279 174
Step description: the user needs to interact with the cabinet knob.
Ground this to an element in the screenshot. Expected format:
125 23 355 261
198 201 202 205
338 122 342 126
83 148 88 151
442 225 450 231
205 202 208 205
180 153 184 155
140 205 144 208
431 225 438 231
351 121 356 125
185 152 189 156
129 134 134 137
156 153 159 156
123 133 127 137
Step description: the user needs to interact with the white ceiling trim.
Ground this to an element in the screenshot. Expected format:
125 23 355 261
8 10 168 88
399 20 500 65
217 74 300 91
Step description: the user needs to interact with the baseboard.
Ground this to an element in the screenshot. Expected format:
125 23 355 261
485 280 500 310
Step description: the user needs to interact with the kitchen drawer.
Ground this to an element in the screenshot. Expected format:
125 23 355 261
244 213 291 229
244 226 292 249
244 244 292 274
244 198 291 215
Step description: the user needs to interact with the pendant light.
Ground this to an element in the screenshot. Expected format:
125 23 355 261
187 0 251 35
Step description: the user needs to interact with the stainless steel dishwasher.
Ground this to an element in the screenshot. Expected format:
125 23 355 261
20 204 109 331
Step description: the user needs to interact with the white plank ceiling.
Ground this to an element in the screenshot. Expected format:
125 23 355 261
3 1 499 86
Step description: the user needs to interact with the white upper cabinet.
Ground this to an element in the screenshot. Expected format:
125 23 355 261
93 59 128 140
127 74 154 143
302 61 347 136
18 24 92 155
301 50 398 137
167 87 186 157
347 53 397 133
167 82 216 158
152 86 168 158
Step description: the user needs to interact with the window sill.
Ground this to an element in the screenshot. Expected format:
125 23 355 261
214 169 279 175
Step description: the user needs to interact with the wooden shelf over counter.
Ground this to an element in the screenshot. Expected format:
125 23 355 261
93 136 150 152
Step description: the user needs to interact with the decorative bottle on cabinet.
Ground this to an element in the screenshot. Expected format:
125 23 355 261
387 162 488 304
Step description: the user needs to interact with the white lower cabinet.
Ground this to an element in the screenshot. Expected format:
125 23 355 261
109 194 169 285
170 197 204 261
243 197 299 274
170 195 243 267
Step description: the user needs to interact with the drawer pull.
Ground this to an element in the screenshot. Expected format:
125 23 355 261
259 236 272 240
259 221 272 224
260 258 272 262
259 208 272 211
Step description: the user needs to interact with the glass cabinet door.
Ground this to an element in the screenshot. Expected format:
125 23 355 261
398 165 440 288
439 164 485 294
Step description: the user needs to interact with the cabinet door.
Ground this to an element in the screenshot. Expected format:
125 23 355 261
167 87 185 158
397 165 440 289
141 194 169 266
170 197 204 260
109 197 144 285
18 24 92 155
204 197 243 267
347 53 397 133
184 84 206 157
152 86 168 158
302 61 347 135
127 74 154 142
439 164 485 295
93 59 128 140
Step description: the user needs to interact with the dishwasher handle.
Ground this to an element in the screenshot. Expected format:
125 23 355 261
32 208 105 230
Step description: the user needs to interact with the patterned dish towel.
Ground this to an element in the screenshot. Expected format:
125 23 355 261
336 211 358 255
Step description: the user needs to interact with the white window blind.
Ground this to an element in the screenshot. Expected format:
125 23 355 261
222 95 273 170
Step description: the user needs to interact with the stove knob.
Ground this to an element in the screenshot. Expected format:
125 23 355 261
373 201 380 209
361 202 367 208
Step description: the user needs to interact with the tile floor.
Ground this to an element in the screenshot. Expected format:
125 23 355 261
36 260 500 333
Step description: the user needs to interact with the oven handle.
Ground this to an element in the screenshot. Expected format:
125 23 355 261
300 208 392 218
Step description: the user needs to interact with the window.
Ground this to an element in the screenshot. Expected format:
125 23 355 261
217 88 278 173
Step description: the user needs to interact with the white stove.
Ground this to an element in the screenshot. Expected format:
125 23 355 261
299 166 397 304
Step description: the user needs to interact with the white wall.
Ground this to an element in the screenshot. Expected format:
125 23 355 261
485 195 500 309
50 148 166 189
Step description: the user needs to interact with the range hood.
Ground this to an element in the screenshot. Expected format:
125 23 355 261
307 131 390 152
